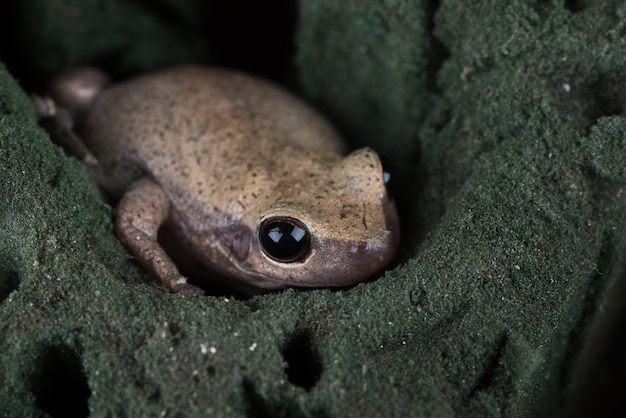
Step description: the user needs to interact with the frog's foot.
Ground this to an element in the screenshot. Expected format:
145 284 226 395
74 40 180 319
171 280 205 299
32 94 98 165
117 177 206 298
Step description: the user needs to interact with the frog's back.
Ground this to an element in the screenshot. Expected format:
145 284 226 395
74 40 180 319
81 66 346 198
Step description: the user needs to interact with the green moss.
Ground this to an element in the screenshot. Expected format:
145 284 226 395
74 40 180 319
1 1 626 416
297 0 431 167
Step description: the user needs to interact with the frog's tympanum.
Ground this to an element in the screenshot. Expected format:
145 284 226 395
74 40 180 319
42 66 400 297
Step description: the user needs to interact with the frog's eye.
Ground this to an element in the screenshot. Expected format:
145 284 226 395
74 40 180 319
258 217 310 262
380 155 395 195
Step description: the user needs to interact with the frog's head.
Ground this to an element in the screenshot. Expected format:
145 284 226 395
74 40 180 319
220 147 400 290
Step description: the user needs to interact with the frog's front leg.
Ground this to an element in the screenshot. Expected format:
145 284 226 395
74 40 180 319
116 177 204 299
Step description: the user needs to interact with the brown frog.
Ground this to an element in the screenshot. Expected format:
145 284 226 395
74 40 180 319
39 66 400 297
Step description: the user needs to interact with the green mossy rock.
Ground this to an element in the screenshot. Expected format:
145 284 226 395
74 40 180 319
2 1 626 416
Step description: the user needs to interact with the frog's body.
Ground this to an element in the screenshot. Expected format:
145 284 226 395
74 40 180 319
46 66 400 296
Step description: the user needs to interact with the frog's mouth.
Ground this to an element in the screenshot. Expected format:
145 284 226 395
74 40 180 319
196 189 400 291
184 220 398 294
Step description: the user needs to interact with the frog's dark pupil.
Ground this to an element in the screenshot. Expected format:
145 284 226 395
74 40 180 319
259 217 310 262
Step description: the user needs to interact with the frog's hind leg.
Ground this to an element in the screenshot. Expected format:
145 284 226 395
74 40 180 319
35 67 111 164
116 177 204 299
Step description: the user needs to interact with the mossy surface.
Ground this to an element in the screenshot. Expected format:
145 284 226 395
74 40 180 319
2 1 626 416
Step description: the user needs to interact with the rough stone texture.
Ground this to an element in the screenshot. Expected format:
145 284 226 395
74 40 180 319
2 0 626 416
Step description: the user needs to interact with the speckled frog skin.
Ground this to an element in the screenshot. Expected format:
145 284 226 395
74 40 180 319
45 66 400 297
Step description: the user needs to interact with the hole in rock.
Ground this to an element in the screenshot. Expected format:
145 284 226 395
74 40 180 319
0 270 19 303
242 378 329 418
563 75 626 134
282 331 322 391
31 343 91 418
587 77 626 119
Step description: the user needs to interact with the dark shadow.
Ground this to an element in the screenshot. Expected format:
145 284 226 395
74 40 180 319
0 270 19 303
281 331 322 391
425 0 451 95
242 378 328 418
0 2 25 81
469 334 509 397
563 0 585 13
30 343 91 418
563 74 626 135
560 245 626 417
205 1 298 83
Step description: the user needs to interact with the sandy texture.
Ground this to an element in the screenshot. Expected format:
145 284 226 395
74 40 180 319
1 1 626 416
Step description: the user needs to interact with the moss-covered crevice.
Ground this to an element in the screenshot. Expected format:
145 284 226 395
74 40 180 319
1 1 626 416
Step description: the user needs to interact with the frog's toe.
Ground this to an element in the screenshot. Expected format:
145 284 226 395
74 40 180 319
173 282 204 299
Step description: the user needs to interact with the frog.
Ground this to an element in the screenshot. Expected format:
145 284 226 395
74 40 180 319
37 65 400 298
